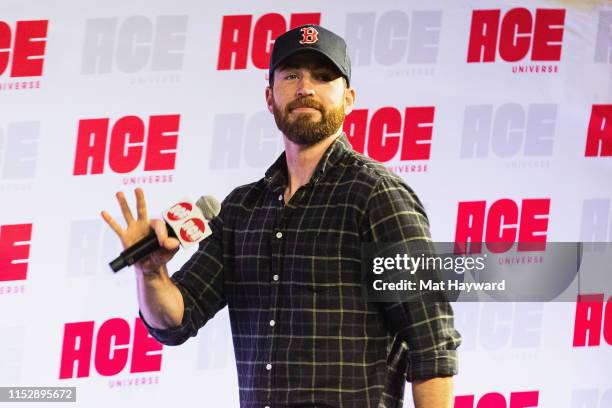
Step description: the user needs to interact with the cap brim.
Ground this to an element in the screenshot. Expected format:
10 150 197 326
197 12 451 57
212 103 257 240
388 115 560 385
270 48 349 85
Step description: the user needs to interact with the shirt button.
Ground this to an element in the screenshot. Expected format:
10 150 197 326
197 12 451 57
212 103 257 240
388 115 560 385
275 231 283 239
266 363 272 371
278 194 283 201
269 319 275 327
272 274 279 281
265 406 270 408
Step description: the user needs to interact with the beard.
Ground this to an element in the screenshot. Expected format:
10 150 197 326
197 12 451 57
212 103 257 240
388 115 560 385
272 96 345 146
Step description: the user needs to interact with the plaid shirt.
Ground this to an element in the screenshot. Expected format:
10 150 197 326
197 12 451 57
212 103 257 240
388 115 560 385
143 133 461 408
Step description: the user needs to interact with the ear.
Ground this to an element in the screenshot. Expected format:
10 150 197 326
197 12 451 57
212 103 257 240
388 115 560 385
265 86 274 114
343 86 356 116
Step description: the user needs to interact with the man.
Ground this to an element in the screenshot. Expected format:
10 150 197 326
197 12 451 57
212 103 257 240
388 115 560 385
102 25 461 408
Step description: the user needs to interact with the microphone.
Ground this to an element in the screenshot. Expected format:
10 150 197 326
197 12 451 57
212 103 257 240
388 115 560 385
109 196 220 272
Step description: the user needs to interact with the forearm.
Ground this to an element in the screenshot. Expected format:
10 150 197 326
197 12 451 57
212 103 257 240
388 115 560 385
412 376 454 408
135 264 184 329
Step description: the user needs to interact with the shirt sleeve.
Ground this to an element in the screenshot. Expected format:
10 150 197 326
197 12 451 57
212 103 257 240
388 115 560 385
140 194 231 346
360 175 462 381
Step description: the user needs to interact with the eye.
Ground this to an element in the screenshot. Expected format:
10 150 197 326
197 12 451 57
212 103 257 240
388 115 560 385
313 71 334 82
284 73 298 80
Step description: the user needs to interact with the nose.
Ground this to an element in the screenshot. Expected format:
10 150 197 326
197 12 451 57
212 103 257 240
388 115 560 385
296 75 315 98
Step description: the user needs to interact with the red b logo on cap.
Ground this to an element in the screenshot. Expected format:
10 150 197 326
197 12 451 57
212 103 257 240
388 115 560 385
299 27 319 44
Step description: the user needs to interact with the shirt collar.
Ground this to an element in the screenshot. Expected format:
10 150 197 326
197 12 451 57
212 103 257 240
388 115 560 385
264 132 352 192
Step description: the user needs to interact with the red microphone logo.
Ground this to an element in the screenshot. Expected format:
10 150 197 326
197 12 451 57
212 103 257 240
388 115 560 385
166 202 193 221
179 218 206 243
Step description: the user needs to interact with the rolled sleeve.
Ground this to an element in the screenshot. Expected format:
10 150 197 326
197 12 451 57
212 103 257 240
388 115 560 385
361 176 461 381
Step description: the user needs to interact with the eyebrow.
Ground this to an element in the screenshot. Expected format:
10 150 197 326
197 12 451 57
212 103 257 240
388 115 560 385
277 66 341 81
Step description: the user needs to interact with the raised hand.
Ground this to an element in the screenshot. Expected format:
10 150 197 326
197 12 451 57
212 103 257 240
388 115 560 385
101 188 179 274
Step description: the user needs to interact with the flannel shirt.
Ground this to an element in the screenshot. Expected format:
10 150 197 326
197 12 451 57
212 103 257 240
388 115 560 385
142 133 461 408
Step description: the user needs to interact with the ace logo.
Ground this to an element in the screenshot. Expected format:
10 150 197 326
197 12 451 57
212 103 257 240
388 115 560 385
0 122 40 180
573 294 612 348
0 20 48 78
210 112 283 170
0 223 32 282
460 104 556 159
217 13 321 70
344 10 442 66
455 303 543 352
81 15 188 74
467 8 565 63
72 114 179 175
454 199 550 254
456 391 539 408
59 317 162 379
581 199 612 242
585 105 612 157
343 107 433 162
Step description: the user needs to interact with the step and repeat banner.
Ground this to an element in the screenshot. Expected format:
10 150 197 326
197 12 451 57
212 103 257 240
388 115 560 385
1 0 611 407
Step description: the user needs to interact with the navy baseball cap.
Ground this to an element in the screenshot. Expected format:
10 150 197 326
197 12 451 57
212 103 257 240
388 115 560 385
269 24 351 86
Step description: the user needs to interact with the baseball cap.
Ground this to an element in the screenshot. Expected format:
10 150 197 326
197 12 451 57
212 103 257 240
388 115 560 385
269 24 351 86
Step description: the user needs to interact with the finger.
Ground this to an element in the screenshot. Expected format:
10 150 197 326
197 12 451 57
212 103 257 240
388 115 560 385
162 237 180 252
135 187 148 221
101 210 124 236
116 191 135 225
151 219 169 246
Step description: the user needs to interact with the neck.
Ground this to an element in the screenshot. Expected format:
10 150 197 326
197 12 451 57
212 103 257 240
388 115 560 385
283 127 342 197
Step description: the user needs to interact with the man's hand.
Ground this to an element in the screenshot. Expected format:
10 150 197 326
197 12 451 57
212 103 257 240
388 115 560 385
101 187 180 274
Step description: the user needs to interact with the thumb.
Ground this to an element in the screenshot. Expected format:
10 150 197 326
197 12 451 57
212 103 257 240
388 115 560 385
151 219 180 252
162 237 180 252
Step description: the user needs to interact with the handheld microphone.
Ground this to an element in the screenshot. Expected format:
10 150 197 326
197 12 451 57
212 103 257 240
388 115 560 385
109 196 221 272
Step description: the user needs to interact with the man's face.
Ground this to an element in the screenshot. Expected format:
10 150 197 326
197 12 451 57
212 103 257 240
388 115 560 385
266 53 354 146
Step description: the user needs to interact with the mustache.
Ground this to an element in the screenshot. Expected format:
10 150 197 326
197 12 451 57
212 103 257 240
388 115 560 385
286 98 324 112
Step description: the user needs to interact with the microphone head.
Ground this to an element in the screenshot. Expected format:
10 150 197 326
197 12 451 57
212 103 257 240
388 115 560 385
196 195 221 220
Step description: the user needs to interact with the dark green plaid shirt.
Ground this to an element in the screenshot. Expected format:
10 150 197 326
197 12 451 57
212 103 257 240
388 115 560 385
143 133 461 407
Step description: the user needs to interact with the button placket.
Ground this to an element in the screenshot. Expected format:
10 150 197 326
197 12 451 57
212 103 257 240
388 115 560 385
266 193 287 403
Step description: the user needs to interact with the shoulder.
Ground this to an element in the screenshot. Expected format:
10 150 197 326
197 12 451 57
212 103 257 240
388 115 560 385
221 179 267 210
338 149 429 226
335 147 417 197
211 180 266 230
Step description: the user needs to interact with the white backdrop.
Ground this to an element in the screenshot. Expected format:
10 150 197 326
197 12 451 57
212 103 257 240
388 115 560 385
1 0 611 407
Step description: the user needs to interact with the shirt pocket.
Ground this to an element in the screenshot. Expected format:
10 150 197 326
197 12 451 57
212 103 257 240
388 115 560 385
307 232 339 292
307 231 362 294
